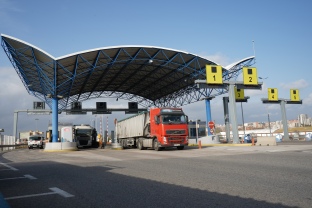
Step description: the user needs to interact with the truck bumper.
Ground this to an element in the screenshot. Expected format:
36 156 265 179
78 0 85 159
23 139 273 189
28 144 44 149
159 143 188 147
77 140 92 147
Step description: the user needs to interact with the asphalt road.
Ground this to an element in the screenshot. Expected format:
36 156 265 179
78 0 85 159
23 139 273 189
1 143 312 208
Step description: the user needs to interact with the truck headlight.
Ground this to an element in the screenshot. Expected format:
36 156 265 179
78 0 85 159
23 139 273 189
163 137 167 144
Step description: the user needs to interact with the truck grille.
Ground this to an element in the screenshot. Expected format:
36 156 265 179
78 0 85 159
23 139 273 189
166 130 186 135
79 140 88 145
168 137 184 144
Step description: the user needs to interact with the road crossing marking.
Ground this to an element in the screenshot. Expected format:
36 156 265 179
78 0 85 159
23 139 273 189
5 187 74 200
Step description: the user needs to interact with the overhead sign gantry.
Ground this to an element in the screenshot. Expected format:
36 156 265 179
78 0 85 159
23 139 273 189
196 66 262 143
261 89 302 140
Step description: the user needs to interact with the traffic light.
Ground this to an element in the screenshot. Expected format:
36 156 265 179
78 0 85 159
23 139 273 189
128 102 138 110
33 102 45 109
71 102 82 110
96 102 107 110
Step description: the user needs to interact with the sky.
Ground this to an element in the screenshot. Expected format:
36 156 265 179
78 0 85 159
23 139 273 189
0 0 311 137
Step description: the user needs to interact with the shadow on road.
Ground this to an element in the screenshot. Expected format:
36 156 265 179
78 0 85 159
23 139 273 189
0 157 294 208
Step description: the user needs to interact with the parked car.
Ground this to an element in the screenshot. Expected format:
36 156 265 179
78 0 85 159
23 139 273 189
28 136 45 149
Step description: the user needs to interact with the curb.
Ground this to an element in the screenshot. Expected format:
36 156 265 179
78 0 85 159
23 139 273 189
189 143 253 147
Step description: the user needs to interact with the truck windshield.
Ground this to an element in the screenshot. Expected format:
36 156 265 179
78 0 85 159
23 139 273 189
76 129 91 136
162 115 187 124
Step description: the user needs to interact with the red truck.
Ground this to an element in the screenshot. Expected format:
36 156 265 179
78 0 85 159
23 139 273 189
117 107 189 150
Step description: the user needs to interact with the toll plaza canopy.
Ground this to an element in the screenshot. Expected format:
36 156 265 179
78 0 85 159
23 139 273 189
1 34 255 110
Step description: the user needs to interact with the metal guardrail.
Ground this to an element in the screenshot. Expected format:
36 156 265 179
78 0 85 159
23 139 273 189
0 144 27 152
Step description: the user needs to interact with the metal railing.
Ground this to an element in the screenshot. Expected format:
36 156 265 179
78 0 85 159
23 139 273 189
0 134 25 152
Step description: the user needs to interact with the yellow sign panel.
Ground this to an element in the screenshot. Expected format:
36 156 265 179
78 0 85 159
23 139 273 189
243 67 258 85
290 89 300 101
268 88 278 101
235 87 244 100
206 65 223 84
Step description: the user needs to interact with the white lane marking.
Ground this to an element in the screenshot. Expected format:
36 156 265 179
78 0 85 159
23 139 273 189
5 192 55 200
24 174 37 180
0 174 37 181
0 169 13 172
0 162 18 171
49 187 74 198
5 187 74 200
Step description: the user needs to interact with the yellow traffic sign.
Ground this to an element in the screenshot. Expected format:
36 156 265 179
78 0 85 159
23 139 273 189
268 88 278 101
235 87 244 100
206 65 223 84
290 89 300 101
243 67 258 85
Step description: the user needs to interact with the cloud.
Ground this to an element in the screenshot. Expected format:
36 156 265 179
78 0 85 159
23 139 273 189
304 93 312 106
202 52 230 66
267 104 280 111
0 67 27 95
280 79 309 89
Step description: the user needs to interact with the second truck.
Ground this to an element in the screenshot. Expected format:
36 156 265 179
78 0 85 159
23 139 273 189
117 107 189 150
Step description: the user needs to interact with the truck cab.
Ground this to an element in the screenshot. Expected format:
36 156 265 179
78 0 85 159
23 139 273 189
151 108 189 150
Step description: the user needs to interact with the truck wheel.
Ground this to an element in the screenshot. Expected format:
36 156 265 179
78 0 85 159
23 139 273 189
137 140 143 150
177 146 184 150
154 139 161 151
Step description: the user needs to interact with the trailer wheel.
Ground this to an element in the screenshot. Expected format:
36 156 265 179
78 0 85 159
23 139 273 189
137 140 143 150
154 139 161 151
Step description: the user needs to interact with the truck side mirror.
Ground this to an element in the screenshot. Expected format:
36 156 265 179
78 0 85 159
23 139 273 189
154 116 159 124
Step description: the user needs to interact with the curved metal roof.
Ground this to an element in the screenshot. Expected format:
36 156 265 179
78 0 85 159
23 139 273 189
1 34 255 109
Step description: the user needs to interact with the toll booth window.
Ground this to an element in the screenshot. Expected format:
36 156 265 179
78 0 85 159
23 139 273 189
248 68 253 74
293 90 296 94
189 128 206 137
271 89 275 93
211 66 217 73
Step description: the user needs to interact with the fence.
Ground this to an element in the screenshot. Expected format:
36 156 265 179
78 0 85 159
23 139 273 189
0 134 16 152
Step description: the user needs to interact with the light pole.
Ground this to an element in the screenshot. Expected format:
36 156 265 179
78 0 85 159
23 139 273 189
268 113 272 135
259 77 271 135
240 102 246 136
195 119 199 143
